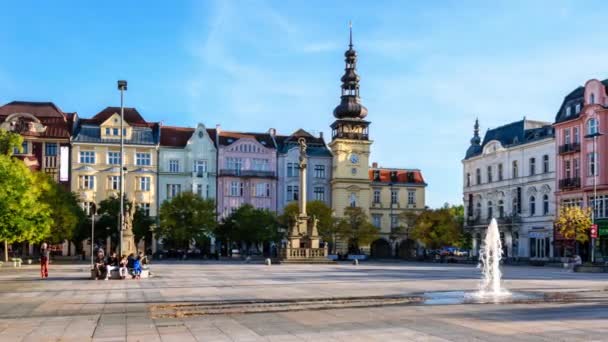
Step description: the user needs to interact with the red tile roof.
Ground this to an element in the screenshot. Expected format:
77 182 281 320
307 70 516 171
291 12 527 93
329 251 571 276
89 107 149 126
160 126 195 147
0 101 72 139
369 168 426 185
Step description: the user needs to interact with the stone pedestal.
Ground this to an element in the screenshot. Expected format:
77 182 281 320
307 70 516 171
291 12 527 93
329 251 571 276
122 230 136 256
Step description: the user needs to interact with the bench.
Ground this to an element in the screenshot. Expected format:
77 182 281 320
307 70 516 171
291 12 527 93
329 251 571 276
90 267 150 280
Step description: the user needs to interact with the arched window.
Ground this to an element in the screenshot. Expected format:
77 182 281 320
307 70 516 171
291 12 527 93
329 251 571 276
529 196 536 216
512 197 518 215
590 93 595 105
543 195 549 215
475 202 481 218
587 118 598 136
487 201 493 219
349 193 357 207
498 200 504 218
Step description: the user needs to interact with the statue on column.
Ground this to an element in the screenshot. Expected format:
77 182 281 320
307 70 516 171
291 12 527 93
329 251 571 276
122 202 136 255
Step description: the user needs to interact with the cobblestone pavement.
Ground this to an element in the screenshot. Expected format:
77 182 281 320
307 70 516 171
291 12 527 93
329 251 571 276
0 261 607 341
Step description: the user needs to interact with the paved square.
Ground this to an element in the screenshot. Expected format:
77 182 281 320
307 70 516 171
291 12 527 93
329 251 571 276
0 261 607 341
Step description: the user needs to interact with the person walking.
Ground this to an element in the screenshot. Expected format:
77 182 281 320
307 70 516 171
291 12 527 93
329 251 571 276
40 243 50 279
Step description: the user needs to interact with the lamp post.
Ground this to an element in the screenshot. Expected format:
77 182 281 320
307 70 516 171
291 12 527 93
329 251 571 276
586 126 603 263
117 80 127 257
90 203 97 269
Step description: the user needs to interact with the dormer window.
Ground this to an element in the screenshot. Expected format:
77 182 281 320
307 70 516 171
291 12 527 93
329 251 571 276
566 106 571 116
113 128 119 135
575 103 581 113
105 128 111 135
590 93 595 105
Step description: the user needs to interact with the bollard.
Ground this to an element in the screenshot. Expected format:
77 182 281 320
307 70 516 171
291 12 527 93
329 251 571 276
353 259 359 266
265 258 272 266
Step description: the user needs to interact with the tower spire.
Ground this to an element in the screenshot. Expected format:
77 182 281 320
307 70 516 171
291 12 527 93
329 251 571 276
349 21 353 49
471 118 481 145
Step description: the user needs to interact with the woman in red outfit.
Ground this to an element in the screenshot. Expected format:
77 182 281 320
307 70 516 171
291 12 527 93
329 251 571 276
40 242 50 279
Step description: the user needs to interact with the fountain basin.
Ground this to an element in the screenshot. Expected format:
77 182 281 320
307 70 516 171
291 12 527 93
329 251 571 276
422 291 574 305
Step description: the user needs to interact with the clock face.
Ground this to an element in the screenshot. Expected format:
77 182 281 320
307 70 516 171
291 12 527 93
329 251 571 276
349 153 359 164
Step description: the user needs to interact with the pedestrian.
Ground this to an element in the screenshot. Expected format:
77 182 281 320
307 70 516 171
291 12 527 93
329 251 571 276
40 242 50 279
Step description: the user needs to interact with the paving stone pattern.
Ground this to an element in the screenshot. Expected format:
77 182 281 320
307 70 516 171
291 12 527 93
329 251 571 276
0 261 607 341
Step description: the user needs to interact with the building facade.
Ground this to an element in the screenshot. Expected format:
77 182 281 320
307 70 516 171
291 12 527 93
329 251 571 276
71 107 160 228
463 119 556 260
158 124 217 205
553 78 608 260
276 129 332 212
216 128 277 218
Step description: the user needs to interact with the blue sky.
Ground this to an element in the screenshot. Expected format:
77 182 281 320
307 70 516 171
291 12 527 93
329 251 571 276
2 1 608 208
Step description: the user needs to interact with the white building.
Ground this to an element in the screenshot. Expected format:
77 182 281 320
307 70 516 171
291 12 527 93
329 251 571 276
158 123 217 208
463 118 556 260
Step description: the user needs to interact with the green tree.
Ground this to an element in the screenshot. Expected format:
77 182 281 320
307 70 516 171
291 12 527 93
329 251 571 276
134 207 155 250
0 129 23 156
555 205 592 255
410 206 462 250
157 192 216 250
279 200 337 243
96 195 155 251
0 155 53 261
217 204 282 253
336 207 379 253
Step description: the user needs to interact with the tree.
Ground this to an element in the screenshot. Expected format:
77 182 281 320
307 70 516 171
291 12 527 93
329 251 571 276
555 206 592 255
157 192 216 250
133 207 155 250
217 204 282 254
0 129 23 156
278 200 337 243
336 207 379 253
410 206 462 250
0 155 53 261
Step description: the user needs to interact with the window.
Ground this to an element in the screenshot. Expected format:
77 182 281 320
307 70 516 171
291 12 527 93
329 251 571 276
13 141 28 155
314 187 325 201
466 173 471 187
565 160 571 178
230 182 239 197
574 158 580 177
252 159 269 171
105 128 111 135
408 190 416 206
79 175 95 190
45 143 57 156
167 184 181 199
197 184 203 197
113 128 119 136
590 195 608 219
391 215 399 228
136 153 151 166
590 93 595 104
487 201 493 219
254 183 270 197
169 160 180 173
372 214 382 228
543 195 549 215
498 200 504 218
287 163 297 177
529 157 536 176
476 168 481 184
139 203 151 216
139 177 150 191
543 155 549 173
475 202 481 218
194 160 207 174
80 151 95 164
108 176 119 190
349 193 357 207
566 106 571 116
564 129 571 144
575 103 581 113
107 152 121 165
82 202 95 216
373 189 381 203
498 164 503 181
574 127 580 143
529 196 536 216
314 165 326 178
512 161 518 178
391 190 398 204
587 118 598 136
487 166 492 183
588 152 598 176
287 185 299 201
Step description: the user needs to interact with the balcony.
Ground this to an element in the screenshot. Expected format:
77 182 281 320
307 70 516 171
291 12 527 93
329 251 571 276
559 177 581 190
219 169 276 178
558 143 580 154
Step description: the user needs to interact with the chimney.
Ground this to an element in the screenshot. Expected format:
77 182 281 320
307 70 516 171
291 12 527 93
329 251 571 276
319 131 324 139
215 124 222 135
268 128 276 137
372 162 378 168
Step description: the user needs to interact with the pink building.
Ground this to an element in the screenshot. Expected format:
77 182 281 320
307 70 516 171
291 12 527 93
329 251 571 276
554 79 608 259
216 128 277 218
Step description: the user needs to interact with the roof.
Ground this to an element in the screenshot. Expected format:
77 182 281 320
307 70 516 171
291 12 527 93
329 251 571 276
87 107 149 126
218 130 276 148
554 79 608 124
275 129 331 157
0 101 72 139
160 126 195 147
369 168 426 186
465 119 554 159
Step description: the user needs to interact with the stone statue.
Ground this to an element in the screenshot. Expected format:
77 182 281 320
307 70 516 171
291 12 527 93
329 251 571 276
124 203 135 232
298 137 307 170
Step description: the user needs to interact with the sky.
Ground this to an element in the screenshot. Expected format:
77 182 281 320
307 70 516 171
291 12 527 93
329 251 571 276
2 0 608 208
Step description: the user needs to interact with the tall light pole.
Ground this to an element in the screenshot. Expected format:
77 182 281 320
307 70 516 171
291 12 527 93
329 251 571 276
586 121 602 263
117 80 127 257
90 203 97 269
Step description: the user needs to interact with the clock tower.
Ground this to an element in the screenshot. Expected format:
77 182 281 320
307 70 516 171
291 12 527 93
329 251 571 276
329 24 373 218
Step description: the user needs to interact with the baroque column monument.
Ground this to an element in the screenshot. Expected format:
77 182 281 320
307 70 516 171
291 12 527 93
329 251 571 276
280 138 331 263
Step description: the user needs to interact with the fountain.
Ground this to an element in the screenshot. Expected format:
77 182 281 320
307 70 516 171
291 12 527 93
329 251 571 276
476 218 509 298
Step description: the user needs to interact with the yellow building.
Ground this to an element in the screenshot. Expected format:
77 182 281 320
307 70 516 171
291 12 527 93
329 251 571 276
329 30 427 257
71 107 160 253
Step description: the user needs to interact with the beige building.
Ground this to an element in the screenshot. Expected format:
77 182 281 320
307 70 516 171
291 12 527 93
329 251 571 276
71 107 160 254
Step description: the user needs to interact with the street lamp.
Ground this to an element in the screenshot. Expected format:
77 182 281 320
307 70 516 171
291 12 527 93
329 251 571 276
117 80 127 257
90 203 97 269
586 127 603 263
